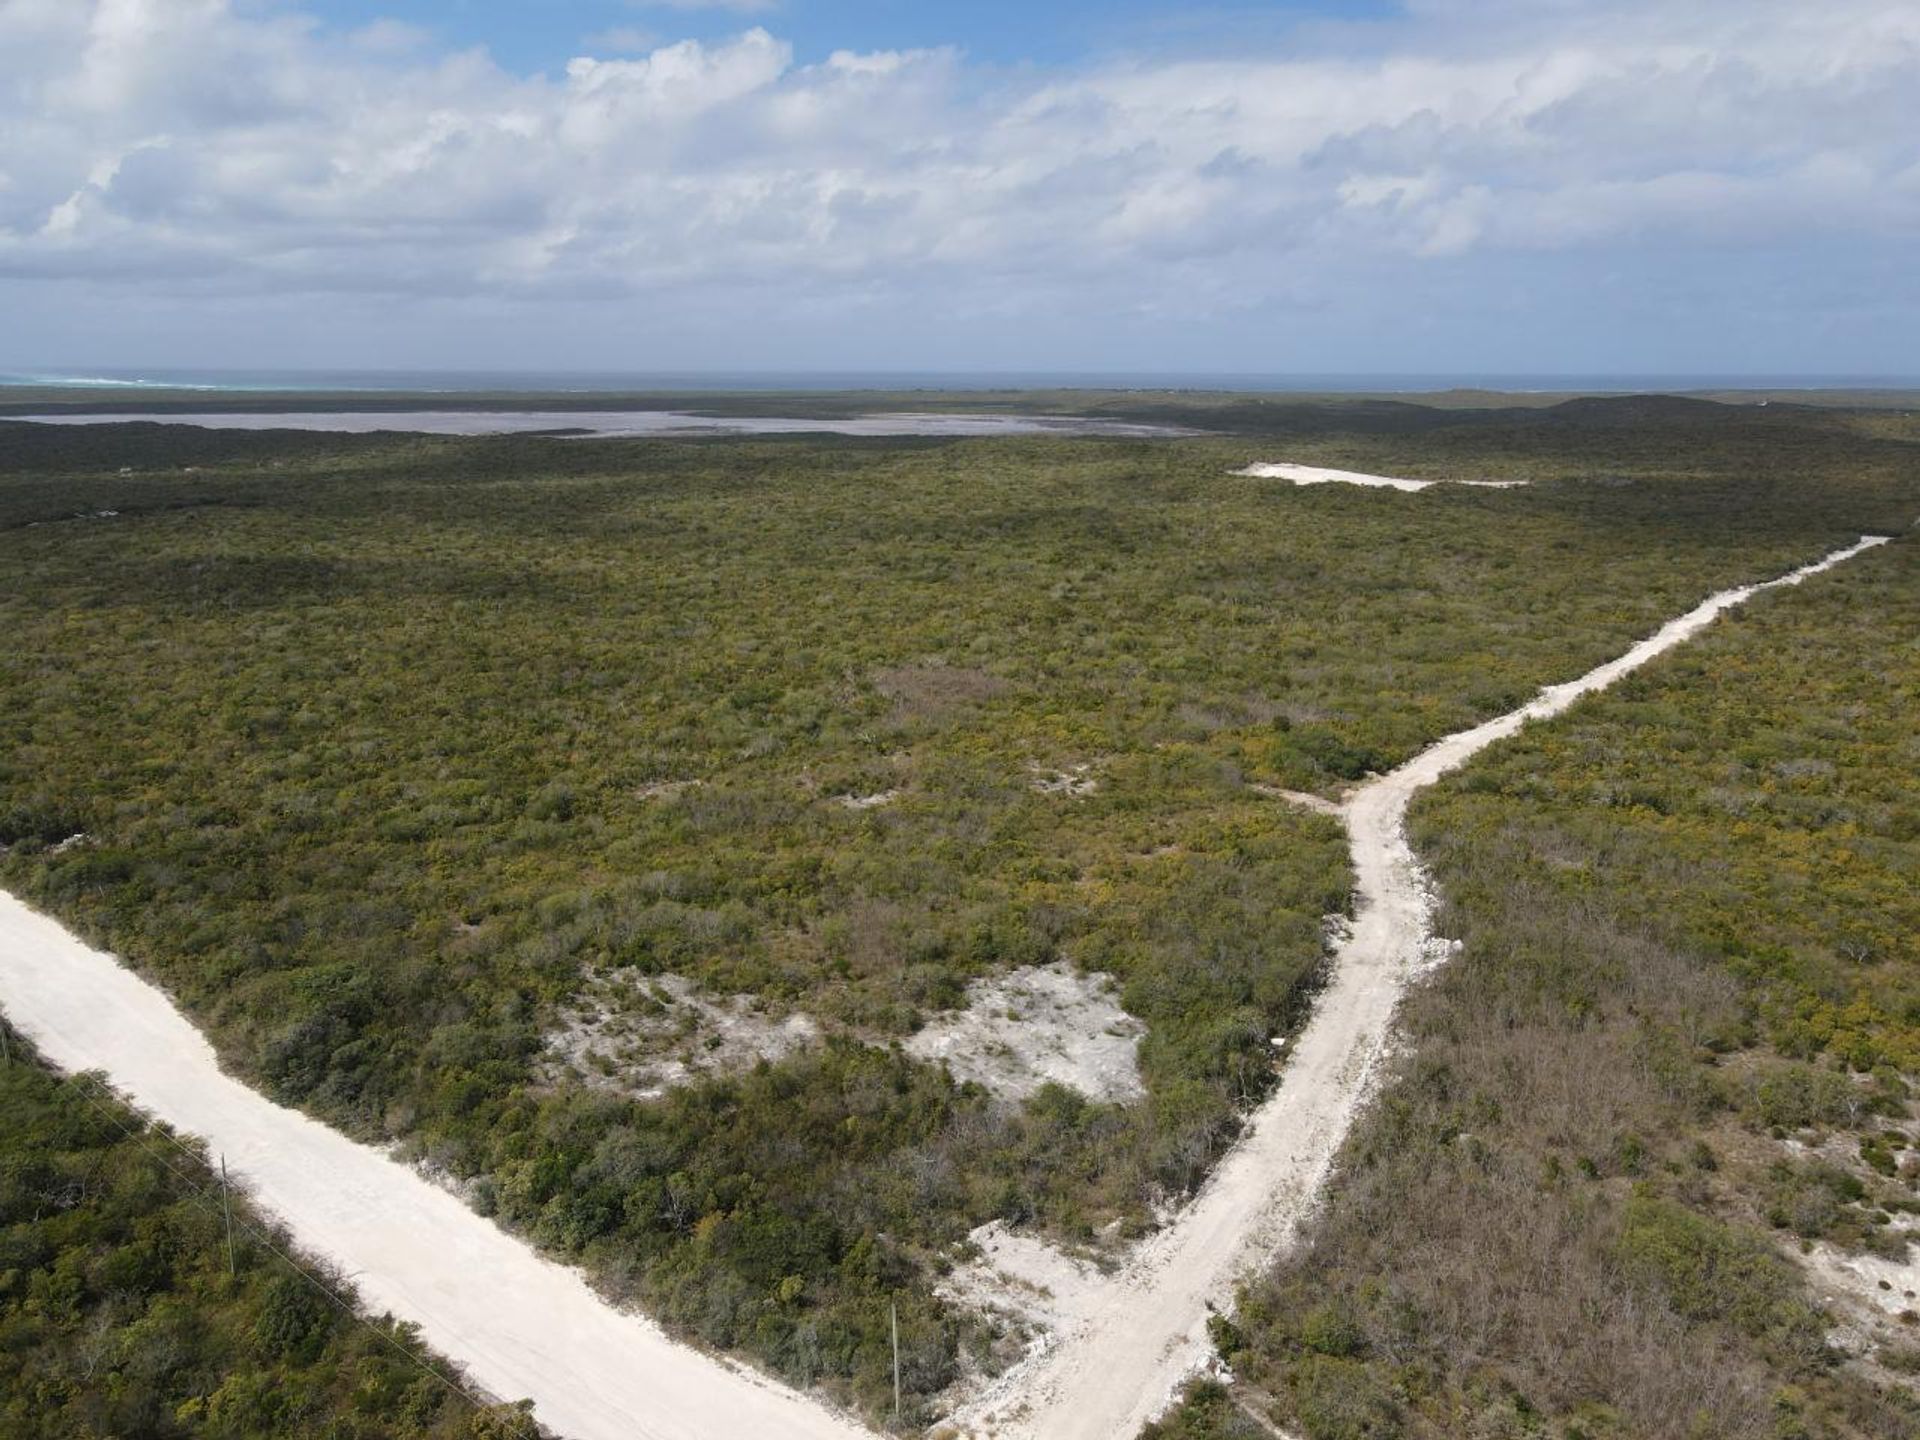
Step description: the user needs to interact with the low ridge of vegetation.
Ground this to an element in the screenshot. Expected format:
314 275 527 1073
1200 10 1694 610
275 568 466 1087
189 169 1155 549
1 396 1915 1423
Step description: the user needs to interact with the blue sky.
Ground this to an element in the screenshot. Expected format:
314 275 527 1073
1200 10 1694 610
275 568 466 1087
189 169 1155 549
1 0 1915 376
308 1 1401 71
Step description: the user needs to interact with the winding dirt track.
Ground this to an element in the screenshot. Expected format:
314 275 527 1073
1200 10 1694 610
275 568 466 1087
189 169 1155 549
0 534 1891 1440
951 533 1892 1439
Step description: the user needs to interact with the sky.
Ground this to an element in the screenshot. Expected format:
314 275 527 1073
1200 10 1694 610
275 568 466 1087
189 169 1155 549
1 0 1917 377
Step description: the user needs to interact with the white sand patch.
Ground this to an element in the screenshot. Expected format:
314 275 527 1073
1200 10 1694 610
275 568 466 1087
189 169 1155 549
635 778 704 801
1804 1242 1920 1323
1029 762 1100 798
1234 462 1528 491
1800 1240 1920 1381
937 1221 1110 1379
837 789 901 811
908 963 1145 1104
546 972 820 1100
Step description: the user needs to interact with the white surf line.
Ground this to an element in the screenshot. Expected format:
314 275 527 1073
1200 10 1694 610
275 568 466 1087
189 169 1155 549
951 533 1893 1440
0 896 875 1440
1234 462 1528 491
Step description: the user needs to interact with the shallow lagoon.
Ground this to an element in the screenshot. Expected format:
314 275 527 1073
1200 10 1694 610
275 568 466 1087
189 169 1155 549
12 410 1193 439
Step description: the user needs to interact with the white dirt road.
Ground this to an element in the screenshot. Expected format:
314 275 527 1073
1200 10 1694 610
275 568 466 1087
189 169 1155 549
948 533 1892 1440
0 894 873 1440
0 534 1892 1440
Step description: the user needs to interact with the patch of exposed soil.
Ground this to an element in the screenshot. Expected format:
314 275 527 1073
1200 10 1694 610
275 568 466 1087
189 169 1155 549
907 963 1144 1104
936 1221 1111 1386
1028 762 1100 798
837 789 901 811
545 972 820 1099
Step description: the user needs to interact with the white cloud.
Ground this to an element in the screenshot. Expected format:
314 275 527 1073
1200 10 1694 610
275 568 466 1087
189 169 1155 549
0 0 1914 369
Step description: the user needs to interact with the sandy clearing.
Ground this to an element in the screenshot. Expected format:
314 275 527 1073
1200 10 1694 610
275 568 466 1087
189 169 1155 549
949 533 1893 1439
837 789 902 811
1028 762 1101 797
0 895 872 1440
1234 462 1527 491
1803 1242 1920 1324
1800 1238 1920 1383
933 1221 1114 1407
907 963 1146 1105
938 1221 1110 1341
545 971 822 1102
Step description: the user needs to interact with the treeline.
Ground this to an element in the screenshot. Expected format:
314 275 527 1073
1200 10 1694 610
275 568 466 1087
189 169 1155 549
0 1029 537 1439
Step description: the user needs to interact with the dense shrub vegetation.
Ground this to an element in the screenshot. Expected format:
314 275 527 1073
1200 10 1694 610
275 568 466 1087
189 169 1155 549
1156 489 1920 1437
0 1033 536 1438
1 395 1914 1422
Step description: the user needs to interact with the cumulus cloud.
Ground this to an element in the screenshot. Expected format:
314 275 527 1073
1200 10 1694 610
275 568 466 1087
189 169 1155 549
0 0 1915 367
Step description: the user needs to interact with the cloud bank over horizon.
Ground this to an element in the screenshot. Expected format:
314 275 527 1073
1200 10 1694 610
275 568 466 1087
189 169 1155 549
2 0 1916 374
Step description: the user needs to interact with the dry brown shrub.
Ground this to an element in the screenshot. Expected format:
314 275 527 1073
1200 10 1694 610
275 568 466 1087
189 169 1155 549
873 663 1010 727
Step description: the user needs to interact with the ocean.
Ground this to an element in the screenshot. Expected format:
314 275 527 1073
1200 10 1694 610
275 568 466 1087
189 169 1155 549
4 368 1917 395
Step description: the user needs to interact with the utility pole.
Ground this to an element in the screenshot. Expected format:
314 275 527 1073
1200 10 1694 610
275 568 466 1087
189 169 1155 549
220 1155 236 1277
891 1300 902 1422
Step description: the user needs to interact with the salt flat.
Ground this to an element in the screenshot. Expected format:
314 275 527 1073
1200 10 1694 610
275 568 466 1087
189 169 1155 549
1236 461 1528 491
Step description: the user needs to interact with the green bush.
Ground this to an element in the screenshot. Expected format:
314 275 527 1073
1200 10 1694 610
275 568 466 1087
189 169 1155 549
0 1042 533 1439
1292 1355 1403 1440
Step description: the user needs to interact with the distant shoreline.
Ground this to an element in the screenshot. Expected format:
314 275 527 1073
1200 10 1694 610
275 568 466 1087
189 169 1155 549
4 368 1919 399
3 379 1918 423
1 410 1199 440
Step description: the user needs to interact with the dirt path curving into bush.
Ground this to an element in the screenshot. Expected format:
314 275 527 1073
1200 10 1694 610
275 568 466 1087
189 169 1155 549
949 533 1893 1440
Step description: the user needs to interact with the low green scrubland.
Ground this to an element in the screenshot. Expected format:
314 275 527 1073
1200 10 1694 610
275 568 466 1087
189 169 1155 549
0 1033 537 1439
1154 497 1920 1436
0 396 1914 1423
